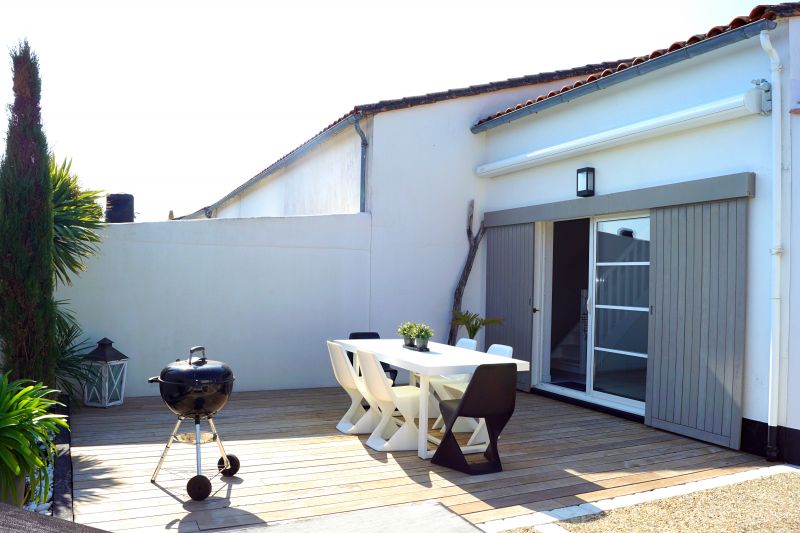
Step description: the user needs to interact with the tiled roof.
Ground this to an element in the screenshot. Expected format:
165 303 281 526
473 3 800 131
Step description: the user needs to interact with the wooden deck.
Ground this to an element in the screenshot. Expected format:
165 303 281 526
70 388 766 532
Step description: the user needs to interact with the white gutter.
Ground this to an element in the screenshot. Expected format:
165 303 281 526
476 89 766 179
760 29 784 461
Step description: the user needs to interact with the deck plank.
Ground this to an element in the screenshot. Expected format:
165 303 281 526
70 388 766 530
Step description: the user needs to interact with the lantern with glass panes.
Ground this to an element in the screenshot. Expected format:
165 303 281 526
83 338 129 408
576 167 595 197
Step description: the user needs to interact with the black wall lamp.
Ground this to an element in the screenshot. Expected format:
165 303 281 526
576 167 595 197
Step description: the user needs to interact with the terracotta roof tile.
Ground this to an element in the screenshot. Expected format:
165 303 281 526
475 2 800 128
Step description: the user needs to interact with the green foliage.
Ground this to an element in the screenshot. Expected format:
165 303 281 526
0 41 57 384
451 310 503 340
51 156 103 286
397 321 416 338
396 321 434 339
54 302 97 403
415 323 434 340
0 373 68 506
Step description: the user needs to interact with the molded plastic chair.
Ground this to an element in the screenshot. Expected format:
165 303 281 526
487 343 513 357
431 363 517 474
440 343 515 444
455 338 478 350
348 332 398 385
326 341 380 434
430 337 479 431
358 349 420 451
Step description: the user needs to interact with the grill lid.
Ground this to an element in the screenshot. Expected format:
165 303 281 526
158 347 234 386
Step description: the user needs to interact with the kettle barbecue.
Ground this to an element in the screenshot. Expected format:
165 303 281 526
148 346 240 501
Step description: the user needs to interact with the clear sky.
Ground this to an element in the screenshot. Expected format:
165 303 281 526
0 0 760 221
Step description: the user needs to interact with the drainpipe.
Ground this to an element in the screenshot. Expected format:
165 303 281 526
760 29 783 461
354 116 368 212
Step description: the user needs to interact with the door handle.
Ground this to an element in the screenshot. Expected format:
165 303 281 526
532 307 539 314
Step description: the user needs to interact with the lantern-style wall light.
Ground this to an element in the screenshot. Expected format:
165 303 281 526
576 167 595 197
84 338 129 408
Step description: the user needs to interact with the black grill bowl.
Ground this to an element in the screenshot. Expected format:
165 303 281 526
151 356 235 418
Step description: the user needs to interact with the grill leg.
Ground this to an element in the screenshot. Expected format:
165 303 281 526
194 416 202 476
151 417 183 483
208 418 230 470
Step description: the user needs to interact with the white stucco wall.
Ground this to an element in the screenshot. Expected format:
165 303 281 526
57 215 371 397
480 24 794 428
215 127 363 218
364 76 591 347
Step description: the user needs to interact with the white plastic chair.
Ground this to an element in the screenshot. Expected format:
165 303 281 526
327 341 380 435
431 337 479 431
487 343 513 357
455 338 477 350
358 349 421 451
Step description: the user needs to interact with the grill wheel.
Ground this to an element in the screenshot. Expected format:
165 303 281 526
186 475 212 501
218 454 241 477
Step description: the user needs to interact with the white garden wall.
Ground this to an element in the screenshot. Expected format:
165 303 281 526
57 215 371 397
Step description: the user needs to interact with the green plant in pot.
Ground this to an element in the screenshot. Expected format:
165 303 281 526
397 321 416 347
451 310 503 340
0 373 68 506
415 324 434 350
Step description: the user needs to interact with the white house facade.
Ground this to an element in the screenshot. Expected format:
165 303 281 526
65 4 800 465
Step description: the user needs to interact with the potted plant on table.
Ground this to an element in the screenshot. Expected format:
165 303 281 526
0 373 68 506
414 324 434 350
397 322 416 347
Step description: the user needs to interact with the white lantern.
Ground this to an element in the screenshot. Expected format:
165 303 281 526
83 338 129 408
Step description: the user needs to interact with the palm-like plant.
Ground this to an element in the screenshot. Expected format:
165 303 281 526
51 156 103 286
0 373 68 505
451 310 503 340
54 302 98 403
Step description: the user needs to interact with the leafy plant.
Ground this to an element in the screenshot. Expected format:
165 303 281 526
397 321 416 338
54 302 97 403
0 373 68 506
451 310 503 340
0 41 57 384
415 324 434 340
51 156 103 286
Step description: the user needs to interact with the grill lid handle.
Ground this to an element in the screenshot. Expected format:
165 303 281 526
147 376 159 383
189 346 206 365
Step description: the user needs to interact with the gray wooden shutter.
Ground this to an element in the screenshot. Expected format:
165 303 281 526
485 223 534 390
645 198 747 448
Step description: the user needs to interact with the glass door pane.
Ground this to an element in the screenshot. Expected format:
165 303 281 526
592 216 650 402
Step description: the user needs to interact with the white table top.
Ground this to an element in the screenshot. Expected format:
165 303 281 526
334 338 530 375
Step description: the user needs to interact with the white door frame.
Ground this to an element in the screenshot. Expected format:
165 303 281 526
532 211 649 416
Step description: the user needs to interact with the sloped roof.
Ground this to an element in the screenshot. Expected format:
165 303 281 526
472 3 800 132
180 61 627 218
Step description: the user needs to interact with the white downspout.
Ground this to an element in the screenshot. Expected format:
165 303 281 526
760 29 783 461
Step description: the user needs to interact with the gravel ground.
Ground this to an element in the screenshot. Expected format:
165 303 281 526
543 472 800 533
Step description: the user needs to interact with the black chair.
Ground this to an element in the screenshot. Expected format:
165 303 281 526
348 331 398 385
431 363 517 475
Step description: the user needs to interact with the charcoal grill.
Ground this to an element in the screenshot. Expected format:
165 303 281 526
148 346 240 501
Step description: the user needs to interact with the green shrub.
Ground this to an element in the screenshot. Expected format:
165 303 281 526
0 373 68 505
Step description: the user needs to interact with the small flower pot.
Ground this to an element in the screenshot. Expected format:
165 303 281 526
404 336 414 347
416 338 429 350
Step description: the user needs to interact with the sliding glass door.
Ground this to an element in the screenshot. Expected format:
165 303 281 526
589 215 650 405
544 213 650 411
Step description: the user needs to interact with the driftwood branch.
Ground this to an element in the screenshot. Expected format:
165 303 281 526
447 200 486 345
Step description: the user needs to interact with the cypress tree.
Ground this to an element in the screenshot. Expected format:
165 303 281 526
0 41 56 384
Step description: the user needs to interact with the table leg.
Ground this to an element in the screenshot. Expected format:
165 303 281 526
418 374 431 459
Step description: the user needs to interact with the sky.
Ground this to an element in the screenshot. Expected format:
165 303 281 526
0 0 760 221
